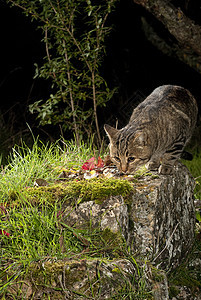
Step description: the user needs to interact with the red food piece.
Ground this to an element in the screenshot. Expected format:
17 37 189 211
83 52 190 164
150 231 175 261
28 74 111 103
97 156 104 168
82 156 104 170
82 157 96 170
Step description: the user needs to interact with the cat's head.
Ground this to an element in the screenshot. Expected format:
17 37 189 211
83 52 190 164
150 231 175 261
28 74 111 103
104 124 151 174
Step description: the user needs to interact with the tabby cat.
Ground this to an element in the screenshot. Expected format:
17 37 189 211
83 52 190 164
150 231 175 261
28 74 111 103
104 85 198 175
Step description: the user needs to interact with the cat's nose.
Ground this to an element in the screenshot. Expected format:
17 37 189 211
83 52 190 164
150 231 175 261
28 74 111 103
121 163 128 173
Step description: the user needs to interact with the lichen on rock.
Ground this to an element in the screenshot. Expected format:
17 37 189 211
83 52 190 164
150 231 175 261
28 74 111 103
59 163 195 272
128 163 195 271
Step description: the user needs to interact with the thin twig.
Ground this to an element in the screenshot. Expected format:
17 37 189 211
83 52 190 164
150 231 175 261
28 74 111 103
45 28 56 79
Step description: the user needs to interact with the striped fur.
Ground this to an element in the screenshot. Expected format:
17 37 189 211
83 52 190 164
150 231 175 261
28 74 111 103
104 85 198 175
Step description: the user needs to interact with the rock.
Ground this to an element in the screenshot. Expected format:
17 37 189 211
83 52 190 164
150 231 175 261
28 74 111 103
52 162 194 298
7 280 33 298
63 162 195 271
7 258 169 299
63 195 129 236
5 163 196 299
147 265 169 300
129 163 195 271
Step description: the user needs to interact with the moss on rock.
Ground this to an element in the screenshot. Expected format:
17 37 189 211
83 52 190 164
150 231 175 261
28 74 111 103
93 228 126 258
7 258 143 299
8 177 133 207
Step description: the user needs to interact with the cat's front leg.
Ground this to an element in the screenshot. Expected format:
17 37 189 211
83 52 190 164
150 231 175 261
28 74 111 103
146 157 160 171
159 154 176 175
148 160 174 174
159 164 174 175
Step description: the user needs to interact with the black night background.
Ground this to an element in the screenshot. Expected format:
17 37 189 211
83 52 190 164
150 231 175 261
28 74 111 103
0 0 201 155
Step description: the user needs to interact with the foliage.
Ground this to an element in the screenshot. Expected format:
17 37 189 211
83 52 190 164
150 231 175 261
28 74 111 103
168 236 201 299
7 0 118 145
0 140 151 298
182 151 201 201
0 138 95 202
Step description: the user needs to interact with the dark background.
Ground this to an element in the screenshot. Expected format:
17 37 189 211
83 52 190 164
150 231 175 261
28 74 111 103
0 0 201 153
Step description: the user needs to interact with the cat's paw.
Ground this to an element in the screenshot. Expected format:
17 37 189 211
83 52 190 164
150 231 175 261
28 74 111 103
159 165 173 175
146 161 160 171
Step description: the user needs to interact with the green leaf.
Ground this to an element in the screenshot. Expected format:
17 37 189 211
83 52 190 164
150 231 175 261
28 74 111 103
8 0 118 142
196 211 201 222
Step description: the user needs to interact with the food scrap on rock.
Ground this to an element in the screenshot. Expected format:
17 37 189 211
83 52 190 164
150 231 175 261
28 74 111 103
57 156 150 181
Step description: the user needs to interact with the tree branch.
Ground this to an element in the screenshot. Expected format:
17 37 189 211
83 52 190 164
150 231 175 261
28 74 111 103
141 17 201 74
133 0 201 57
45 28 56 79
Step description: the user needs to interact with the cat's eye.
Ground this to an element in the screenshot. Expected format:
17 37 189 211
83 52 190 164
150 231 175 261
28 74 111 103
128 157 135 162
114 156 120 162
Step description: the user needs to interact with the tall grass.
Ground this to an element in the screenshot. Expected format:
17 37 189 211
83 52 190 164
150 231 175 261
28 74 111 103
0 139 96 292
0 139 153 298
0 138 95 202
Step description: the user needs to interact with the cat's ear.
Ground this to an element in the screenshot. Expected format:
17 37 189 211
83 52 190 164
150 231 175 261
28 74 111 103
104 124 119 140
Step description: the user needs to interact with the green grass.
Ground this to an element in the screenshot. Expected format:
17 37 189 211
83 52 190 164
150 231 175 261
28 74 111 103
0 139 95 296
0 139 152 298
182 151 201 200
182 150 201 224
0 139 200 298
0 138 100 257
168 236 201 299
0 138 95 201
